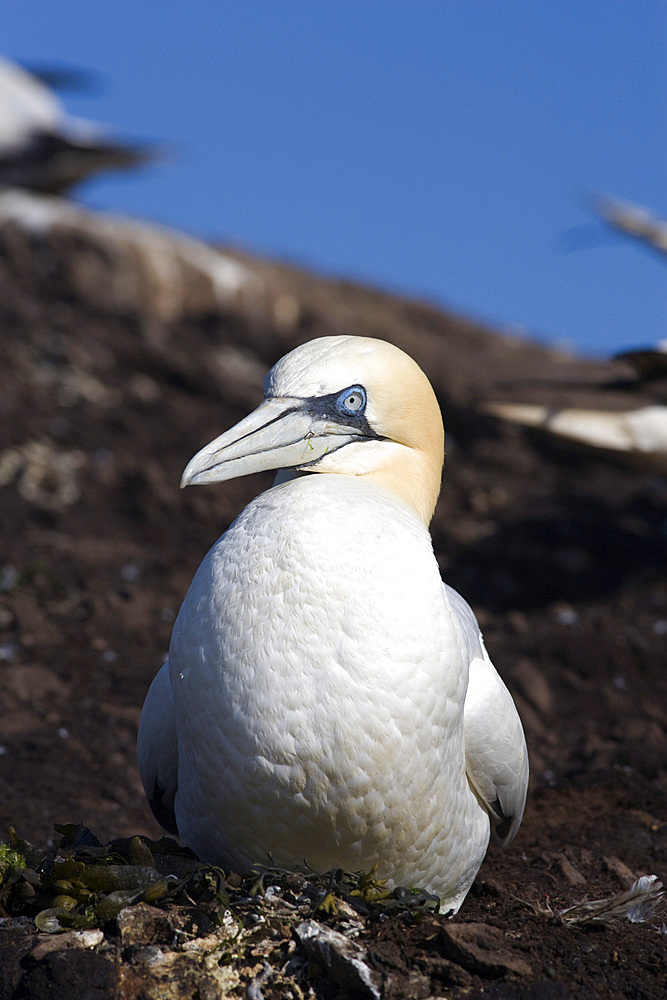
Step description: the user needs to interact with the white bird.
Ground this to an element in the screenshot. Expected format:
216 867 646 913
594 195 667 261
0 56 151 194
485 400 667 470
486 334 667 471
137 336 528 914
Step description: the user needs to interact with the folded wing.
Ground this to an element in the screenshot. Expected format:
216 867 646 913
446 585 529 846
137 661 179 836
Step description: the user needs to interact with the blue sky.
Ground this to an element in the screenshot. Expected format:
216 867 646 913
2 2 665 356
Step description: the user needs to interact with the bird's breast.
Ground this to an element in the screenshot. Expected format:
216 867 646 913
169 474 475 873
171 475 466 720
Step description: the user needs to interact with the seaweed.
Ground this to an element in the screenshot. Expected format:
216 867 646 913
0 824 441 934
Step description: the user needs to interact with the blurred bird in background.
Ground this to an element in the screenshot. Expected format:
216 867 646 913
487 195 667 469
0 56 154 194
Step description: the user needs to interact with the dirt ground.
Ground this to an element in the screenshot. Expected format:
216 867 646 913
0 194 665 998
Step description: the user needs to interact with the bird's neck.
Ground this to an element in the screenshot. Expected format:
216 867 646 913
363 448 442 526
274 448 443 526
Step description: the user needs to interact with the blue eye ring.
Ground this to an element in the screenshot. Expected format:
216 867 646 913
336 385 366 417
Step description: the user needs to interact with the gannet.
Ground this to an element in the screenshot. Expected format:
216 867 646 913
593 195 667 261
138 336 528 914
485 400 667 469
0 57 151 194
486 336 667 470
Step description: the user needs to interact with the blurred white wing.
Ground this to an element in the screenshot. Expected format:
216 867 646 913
0 57 62 152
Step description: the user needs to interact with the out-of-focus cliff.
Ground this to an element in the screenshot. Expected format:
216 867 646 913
0 191 664 1000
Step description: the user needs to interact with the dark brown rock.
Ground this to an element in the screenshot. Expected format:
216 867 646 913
15 946 118 1000
440 921 532 978
295 920 382 999
116 904 173 947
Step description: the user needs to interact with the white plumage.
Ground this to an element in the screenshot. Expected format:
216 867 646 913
138 336 528 913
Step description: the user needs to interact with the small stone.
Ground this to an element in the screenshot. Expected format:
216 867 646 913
0 603 16 629
603 856 638 889
295 920 381 999
543 852 586 886
116 904 174 947
121 562 141 582
511 659 553 715
29 929 103 960
552 603 580 627
440 921 532 978
74 929 104 949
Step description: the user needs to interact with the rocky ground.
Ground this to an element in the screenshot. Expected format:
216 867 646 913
0 191 665 998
